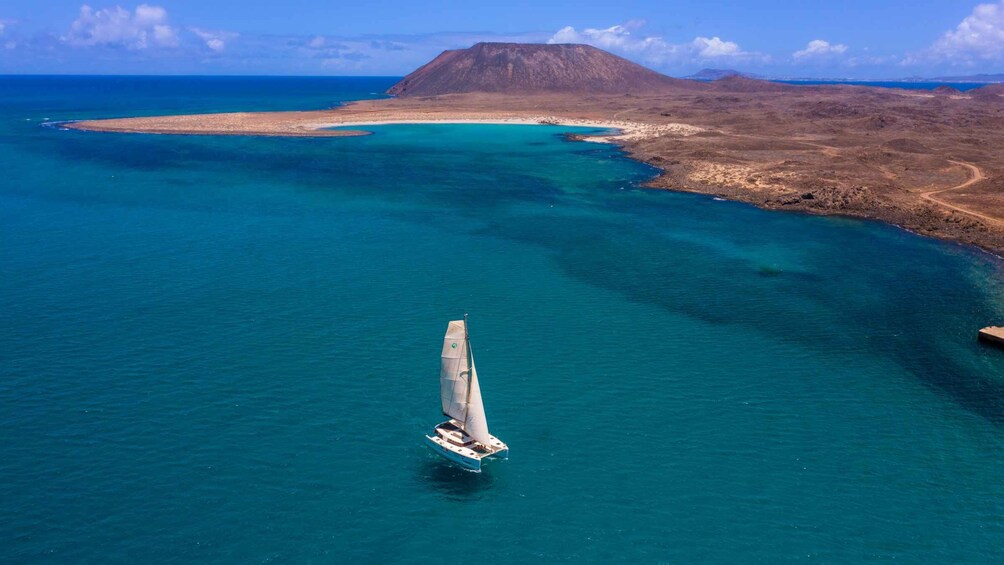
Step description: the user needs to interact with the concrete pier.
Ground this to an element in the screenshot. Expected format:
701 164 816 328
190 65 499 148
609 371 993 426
977 326 1004 347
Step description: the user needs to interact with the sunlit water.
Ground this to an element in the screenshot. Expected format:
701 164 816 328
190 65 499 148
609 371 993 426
773 79 990 91
2 77 1003 562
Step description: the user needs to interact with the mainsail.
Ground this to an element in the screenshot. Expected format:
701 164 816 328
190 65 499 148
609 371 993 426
440 320 469 422
439 319 492 445
464 361 491 445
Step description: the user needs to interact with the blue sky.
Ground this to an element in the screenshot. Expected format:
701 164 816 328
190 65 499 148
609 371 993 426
1 1 1003 77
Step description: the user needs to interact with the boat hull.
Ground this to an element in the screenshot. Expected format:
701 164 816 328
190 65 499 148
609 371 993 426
424 434 482 471
424 421 508 472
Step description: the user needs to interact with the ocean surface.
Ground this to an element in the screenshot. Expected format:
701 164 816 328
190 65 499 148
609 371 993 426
774 80 991 91
2 76 1003 562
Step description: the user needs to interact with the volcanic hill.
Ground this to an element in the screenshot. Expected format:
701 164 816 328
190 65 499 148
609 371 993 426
386 42 696 97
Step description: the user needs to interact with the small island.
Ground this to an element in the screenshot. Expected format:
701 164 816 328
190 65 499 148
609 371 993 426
68 42 1004 253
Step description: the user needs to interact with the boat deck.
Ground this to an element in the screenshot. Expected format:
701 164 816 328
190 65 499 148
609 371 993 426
432 420 508 456
978 326 1004 347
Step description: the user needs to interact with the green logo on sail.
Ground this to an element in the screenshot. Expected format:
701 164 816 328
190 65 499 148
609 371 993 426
451 342 457 349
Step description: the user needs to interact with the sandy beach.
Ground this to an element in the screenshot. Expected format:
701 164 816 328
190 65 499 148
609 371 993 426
67 111 704 144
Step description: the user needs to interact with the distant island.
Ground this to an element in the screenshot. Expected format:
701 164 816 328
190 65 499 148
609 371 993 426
683 68 764 81
921 73 1004 83
68 42 1004 253
685 70 1004 84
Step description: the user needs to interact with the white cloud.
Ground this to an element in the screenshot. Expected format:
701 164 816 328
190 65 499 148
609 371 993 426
0 21 5 35
550 22 657 52
793 39 848 60
549 23 682 65
692 36 741 57
928 1 1004 61
189 27 237 53
63 4 178 49
133 4 166 26
548 22 760 67
308 36 325 49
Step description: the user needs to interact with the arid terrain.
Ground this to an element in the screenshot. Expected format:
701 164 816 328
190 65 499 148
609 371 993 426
66 43 1004 253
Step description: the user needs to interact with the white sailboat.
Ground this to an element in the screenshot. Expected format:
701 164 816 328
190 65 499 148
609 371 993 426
424 316 508 471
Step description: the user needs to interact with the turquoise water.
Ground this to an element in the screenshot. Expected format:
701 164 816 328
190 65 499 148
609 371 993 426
2 77 1003 562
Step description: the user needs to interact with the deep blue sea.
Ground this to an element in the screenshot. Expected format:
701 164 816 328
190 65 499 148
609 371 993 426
2 76 1003 562
688 77 993 91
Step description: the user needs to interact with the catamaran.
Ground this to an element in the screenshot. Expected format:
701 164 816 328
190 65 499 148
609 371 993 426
424 316 508 471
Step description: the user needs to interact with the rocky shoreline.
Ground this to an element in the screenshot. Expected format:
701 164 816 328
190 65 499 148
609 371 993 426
614 139 1004 255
